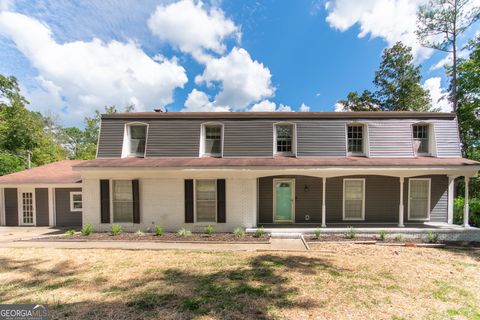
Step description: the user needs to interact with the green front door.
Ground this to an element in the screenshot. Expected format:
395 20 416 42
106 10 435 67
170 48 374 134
274 180 294 222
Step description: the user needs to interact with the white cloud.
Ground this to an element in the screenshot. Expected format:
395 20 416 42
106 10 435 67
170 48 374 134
148 0 240 62
0 0 13 11
430 49 470 71
250 99 276 112
423 77 452 112
0 11 188 124
325 0 432 60
334 102 346 112
299 103 310 112
277 104 293 112
182 89 230 112
195 47 275 110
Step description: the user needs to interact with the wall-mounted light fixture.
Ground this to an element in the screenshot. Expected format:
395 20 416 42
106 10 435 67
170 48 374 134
304 185 309 192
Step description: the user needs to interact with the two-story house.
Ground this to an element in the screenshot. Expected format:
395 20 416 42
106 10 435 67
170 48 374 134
1 111 479 231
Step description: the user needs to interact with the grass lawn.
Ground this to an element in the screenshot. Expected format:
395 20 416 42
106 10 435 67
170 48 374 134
0 245 479 320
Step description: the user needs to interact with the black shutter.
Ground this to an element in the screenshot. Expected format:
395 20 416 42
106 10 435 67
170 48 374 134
185 179 194 223
217 179 226 223
132 179 140 224
100 180 110 223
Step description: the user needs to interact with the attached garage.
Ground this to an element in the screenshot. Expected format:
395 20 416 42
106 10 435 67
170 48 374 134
0 160 85 228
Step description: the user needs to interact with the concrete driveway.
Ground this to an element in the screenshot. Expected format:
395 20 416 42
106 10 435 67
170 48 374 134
0 227 64 243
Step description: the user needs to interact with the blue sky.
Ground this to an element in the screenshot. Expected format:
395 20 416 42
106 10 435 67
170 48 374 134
0 0 478 126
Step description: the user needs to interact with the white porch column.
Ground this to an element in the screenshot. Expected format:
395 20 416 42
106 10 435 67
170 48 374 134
447 176 456 224
463 176 470 228
322 177 326 227
398 177 405 227
48 187 55 227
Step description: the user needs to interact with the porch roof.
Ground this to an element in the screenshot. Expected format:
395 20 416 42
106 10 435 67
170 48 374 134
0 160 85 185
74 157 479 169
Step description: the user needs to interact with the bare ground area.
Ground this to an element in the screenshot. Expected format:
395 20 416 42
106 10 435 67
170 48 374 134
0 245 479 320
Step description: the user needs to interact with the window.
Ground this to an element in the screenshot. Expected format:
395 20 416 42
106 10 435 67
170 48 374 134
275 124 294 155
112 180 133 223
413 124 429 155
343 179 365 220
347 124 364 155
202 124 222 157
408 179 430 220
195 179 217 222
127 124 147 157
70 192 83 212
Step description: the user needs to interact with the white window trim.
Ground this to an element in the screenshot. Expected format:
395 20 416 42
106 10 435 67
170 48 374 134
69 191 83 212
110 179 135 224
407 178 431 221
193 179 218 224
411 122 436 157
345 123 369 157
17 188 36 226
121 122 149 158
273 122 297 157
272 178 295 223
342 178 366 221
199 122 224 158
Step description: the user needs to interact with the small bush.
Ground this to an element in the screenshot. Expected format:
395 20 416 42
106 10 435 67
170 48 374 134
154 225 164 236
65 229 75 236
204 225 215 235
394 234 404 242
346 227 356 239
111 224 122 235
233 227 245 237
254 227 265 238
378 230 387 241
177 228 191 237
454 196 480 227
314 228 321 239
135 230 145 236
81 224 93 236
427 231 439 243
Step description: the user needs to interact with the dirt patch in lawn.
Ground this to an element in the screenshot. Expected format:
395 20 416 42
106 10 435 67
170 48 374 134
38 232 270 243
0 245 479 319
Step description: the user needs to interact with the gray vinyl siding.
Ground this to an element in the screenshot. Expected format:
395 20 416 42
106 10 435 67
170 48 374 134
55 188 82 227
432 119 462 157
4 188 18 226
367 121 415 157
224 120 274 157
257 175 448 224
35 188 49 226
258 176 323 224
296 121 346 157
403 175 448 223
97 117 462 158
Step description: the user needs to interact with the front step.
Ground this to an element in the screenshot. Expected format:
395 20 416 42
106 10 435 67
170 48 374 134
270 232 302 239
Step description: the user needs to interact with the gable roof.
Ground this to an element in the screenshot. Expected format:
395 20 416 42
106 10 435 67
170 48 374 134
102 111 457 120
0 160 85 185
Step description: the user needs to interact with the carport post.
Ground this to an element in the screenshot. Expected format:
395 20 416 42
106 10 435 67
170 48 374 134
398 177 404 227
321 177 326 227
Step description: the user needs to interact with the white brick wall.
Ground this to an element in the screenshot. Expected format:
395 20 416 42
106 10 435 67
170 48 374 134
82 177 257 233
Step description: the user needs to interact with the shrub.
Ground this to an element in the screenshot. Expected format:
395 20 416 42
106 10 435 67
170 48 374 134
254 227 265 238
346 227 356 239
427 231 439 243
177 228 191 237
314 228 321 239
233 227 245 237
111 224 122 235
204 225 215 235
154 225 164 236
81 224 93 236
65 229 75 236
135 230 145 236
394 234 404 242
378 230 387 241
454 196 480 227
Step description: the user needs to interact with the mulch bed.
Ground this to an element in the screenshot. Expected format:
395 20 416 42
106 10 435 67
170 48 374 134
306 235 480 247
36 232 270 243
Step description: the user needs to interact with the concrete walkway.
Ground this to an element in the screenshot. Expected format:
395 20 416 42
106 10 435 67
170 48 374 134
0 226 64 243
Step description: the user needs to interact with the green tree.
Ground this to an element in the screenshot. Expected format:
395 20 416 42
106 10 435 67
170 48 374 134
416 0 480 112
340 42 430 111
373 42 430 111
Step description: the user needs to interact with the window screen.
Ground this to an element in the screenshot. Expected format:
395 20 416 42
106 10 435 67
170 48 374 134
347 125 363 154
409 179 429 219
195 180 217 222
413 124 429 155
113 180 133 223
344 179 364 220
204 125 222 156
276 124 293 153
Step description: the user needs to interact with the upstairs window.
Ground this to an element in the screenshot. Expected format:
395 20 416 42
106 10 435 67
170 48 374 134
347 124 364 155
413 124 429 155
275 124 295 155
202 124 222 157
125 124 147 157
